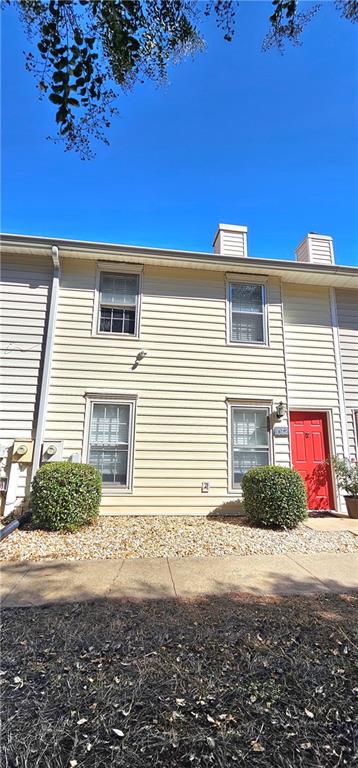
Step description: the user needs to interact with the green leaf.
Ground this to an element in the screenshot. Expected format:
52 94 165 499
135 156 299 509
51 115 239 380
49 92 63 105
74 29 83 45
54 57 68 70
55 107 67 124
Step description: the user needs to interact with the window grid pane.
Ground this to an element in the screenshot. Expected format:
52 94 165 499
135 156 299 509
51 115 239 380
230 282 265 343
232 407 269 486
231 312 264 343
231 283 263 313
99 272 138 334
233 449 269 485
89 403 131 486
99 307 136 334
100 273 139 306
89 447 128 485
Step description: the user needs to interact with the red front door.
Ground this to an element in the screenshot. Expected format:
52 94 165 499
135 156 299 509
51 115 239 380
290 411 335 510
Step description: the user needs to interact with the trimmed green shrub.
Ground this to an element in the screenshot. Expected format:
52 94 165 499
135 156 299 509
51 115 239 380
242 465 307 529
32 462 102 532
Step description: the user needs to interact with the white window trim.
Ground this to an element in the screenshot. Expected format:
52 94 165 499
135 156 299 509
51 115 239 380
225 275 269 347
92 262 143 339
227 399 273 494
82 392 137 494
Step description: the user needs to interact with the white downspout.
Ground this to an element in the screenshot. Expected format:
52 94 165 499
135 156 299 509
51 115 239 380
30 246 60 481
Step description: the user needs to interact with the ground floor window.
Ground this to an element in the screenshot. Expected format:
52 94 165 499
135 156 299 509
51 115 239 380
86 397 135 489
231 405 270 487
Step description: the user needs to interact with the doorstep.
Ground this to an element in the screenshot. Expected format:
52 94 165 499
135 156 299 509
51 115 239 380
303 517 358 535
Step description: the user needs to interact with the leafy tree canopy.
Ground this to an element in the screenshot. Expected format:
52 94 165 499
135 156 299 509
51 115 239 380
4 0 358 158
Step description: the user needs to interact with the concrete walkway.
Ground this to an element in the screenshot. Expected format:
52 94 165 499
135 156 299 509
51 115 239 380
1 551 357 607
303 517 358 535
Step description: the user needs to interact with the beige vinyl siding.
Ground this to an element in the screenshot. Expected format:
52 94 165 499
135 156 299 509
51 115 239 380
0 252 51 506
309 237 334 266
295 241 310 263
336 289 358 459
295 236 334 266
45 258 289 515
214 230 246 258
283 283 344 508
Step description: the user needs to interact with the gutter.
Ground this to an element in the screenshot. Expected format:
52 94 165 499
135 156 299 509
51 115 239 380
1 232 357 279
30 246 60 481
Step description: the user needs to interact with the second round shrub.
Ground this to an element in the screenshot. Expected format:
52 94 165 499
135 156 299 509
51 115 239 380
32 461 102 532
242 465 307 529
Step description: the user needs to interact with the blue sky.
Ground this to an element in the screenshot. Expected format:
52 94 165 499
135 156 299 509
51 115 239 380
1 2 358 265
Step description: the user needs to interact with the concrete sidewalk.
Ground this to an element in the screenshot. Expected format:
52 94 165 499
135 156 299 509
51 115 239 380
1 551 357 607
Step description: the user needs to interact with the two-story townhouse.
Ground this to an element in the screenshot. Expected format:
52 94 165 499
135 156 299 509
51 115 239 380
1 225 357 517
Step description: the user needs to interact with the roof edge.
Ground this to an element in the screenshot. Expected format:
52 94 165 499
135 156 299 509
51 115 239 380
0 232 357 277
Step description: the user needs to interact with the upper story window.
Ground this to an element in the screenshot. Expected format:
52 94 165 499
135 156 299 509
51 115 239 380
99 272 139 335
228 281 266 345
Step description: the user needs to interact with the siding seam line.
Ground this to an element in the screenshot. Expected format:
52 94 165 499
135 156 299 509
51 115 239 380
166 558 178 597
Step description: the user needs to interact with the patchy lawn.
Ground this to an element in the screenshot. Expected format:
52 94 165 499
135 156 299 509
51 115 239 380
1 516 357 561
2 593 357 767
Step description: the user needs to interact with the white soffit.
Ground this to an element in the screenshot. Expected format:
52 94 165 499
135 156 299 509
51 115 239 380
1 235 357 289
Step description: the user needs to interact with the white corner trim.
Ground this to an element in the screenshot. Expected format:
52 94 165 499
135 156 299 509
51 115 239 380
329 287 349 457
280 282 293 467
31 246 60 481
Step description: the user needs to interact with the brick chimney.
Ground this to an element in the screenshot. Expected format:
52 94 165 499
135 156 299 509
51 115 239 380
213 224 248 258
295 233 335 265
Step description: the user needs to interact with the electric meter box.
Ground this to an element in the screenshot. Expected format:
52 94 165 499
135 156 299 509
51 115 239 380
41 441 64 463
12 440 34 463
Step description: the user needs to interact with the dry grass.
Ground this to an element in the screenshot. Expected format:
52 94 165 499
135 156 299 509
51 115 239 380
1 516 357 562
2 593 357 767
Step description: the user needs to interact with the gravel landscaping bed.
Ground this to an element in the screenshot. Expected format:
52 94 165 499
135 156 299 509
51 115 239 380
2 593 357 767
1 516 357 561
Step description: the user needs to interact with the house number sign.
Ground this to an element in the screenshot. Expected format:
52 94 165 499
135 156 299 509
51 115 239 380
273 425 289 437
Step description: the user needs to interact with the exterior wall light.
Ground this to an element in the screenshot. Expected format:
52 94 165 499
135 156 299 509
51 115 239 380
275 401 285 421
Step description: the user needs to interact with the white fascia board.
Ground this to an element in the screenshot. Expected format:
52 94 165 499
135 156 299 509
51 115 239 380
1 233 357 287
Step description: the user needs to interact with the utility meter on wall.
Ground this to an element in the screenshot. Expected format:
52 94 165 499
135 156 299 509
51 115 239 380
12 440 34 463
41 441 64 463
